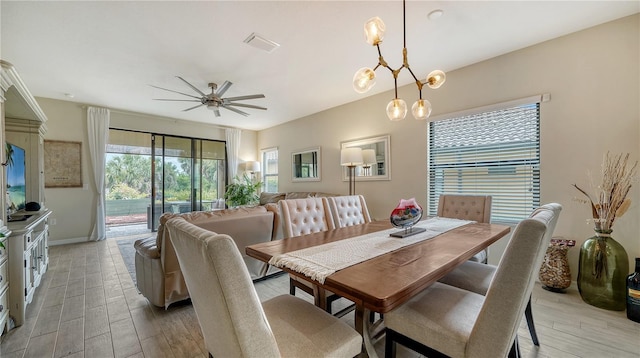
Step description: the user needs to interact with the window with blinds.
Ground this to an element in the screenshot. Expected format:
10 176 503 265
428 102 540 223
261 147 279 193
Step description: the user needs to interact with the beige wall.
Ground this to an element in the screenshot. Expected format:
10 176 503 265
36 98 257 243
258 14 640 275
22 14 639 279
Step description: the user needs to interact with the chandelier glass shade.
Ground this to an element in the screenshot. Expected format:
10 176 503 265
411 99 432 120
353 0 445 121
353 68 376 93
364 17 385 45
386 99 407 121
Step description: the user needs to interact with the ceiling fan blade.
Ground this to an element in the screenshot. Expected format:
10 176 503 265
215 81 233 97
183 104 206 112
176 76 207 97
224 94 265 101
221 105 250 117
153 99 201 102
224 102 267 110
150 85 202 100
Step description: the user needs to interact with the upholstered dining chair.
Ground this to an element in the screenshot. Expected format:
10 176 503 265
384 204 558 358
279 197 348 314
328 195 372 228
279 197 336 238
166 217 362 358
437 194 492 263
438 203 562 347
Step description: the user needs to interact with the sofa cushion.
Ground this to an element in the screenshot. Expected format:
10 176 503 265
157 206 268 248
134 236 160 259
284 192 313 200
260 192 286 205
181 206 267 223
313 192 337 198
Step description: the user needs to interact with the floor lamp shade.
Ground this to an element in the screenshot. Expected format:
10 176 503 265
245 161 261 173
341 147 363 195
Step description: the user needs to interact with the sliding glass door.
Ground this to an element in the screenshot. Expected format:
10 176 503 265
106 129 226 233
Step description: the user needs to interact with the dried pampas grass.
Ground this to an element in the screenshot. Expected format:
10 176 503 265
573 152 637 232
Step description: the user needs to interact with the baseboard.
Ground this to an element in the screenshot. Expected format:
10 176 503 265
48 237 91 246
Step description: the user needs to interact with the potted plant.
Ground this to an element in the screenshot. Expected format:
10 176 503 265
224 174 261 208
573 152 637 310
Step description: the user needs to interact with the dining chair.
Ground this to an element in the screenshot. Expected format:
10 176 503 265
384 204 558 358
279 197 348 315
438 203 562 347
166 217 362 358
279 197 336 238
437 194 492 263
327 195 372 228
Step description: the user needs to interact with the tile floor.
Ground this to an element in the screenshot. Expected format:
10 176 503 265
1 237 639 358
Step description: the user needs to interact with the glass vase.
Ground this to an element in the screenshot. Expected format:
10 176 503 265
577 230 629 311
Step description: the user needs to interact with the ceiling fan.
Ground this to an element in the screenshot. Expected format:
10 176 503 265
151 76 266 117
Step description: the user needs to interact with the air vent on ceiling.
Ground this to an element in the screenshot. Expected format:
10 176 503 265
243 32 280 53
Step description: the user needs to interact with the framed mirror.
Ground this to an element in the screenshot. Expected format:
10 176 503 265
292 146 321 182
341 135 390 181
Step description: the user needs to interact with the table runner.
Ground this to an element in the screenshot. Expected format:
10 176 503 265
269 217 474 284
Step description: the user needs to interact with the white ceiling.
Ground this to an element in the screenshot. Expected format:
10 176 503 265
2 1 638 131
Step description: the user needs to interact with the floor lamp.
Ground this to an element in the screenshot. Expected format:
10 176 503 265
340 147 363 195
245 161 261 182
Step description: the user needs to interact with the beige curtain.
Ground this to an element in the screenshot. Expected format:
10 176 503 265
225 128 241 181
87 106 110 241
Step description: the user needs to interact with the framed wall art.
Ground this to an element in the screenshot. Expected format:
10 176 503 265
44 140 82 188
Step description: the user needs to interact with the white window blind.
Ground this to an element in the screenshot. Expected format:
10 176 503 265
261 147 279 193
428 102 540 223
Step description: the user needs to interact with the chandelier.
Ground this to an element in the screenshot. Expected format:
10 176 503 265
352 0 446 121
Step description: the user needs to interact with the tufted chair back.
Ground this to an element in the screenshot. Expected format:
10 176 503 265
279 197 336 238
437 194 492 223
328 195 372 228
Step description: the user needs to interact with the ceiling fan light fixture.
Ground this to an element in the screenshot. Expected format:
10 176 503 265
152 77 266 117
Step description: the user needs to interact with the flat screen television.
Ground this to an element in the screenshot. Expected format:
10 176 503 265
6 142 26 212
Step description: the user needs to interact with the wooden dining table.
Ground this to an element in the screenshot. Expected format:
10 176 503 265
246 220 511 357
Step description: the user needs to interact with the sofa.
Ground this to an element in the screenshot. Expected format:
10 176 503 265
134 206 276 308
134 191 337 308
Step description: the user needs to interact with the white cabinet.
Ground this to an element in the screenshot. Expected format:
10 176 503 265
0 233 9 337
8 210 51 327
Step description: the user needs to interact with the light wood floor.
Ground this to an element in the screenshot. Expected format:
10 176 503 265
1 238 639 358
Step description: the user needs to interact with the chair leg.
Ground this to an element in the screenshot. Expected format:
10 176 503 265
525 295 540 346
385 329 397 358
508 336 521 358
289 277 296 296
